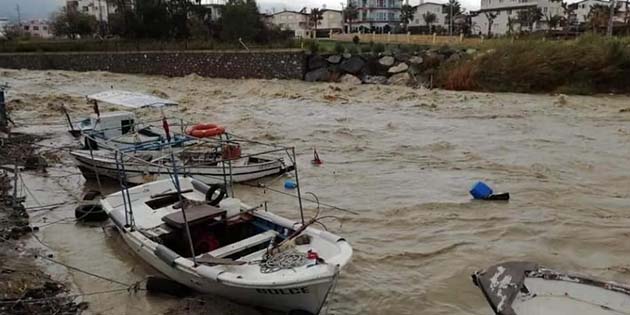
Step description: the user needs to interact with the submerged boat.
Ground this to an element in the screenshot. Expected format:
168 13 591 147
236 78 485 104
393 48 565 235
472 261 630 315
71 146 292 185
101 177 352 314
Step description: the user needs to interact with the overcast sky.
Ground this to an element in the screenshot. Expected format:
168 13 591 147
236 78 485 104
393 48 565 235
0 0 506 21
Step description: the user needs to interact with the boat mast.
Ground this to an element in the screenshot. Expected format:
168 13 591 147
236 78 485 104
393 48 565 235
163 116 198 266
291 147 305 225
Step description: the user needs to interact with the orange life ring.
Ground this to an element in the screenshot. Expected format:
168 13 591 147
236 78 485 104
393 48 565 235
187 124 225 138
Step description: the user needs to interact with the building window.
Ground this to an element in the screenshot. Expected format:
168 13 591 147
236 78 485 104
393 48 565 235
33 26 39 31
543 7 547 12
83 6 89 12
24 26 29 30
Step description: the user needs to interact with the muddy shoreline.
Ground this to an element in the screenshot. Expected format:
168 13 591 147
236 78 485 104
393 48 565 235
0 133 85 315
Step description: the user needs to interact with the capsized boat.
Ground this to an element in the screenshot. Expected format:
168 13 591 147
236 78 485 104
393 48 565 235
71 146 292 185
472 261 630 315
100 177 352 314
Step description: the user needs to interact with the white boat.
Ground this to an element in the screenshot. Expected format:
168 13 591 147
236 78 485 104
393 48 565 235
71 149 292 185
100 177 352 314
472 261 630 315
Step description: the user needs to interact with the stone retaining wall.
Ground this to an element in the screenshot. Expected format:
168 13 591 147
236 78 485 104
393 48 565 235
0 50 305 80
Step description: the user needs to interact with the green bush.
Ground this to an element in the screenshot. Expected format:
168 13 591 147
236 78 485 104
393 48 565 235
334 42 345 54
373 43 385 54
437 35 630 94
352 35 360 45
348 45 359 55
304 39 320 53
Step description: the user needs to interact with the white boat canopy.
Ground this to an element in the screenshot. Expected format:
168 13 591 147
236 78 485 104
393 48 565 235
87 90 178 108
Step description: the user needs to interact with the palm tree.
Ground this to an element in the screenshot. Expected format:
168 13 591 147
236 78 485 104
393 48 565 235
343 3 359 33
400 4 416 33
546 14 563 30
422 11 437 33
588 4 612 33
484 11 498 36
517 7 543 32
309 8 323 38
444 0 463 35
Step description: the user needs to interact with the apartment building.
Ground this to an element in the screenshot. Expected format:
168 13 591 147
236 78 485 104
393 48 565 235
22 20 53 39
271 10 312 38
347 0 403 32
470 0 562 35
569 0 628 24
409 2 447 28
66 0 116 24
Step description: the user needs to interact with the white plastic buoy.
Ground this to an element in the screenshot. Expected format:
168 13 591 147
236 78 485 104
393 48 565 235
219 198 241 217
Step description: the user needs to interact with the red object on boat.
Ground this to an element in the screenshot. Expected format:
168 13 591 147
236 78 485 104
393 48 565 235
222 144 242 160
187 123 225 138
311 148 322 165
162 117 171 142
307 250 319 260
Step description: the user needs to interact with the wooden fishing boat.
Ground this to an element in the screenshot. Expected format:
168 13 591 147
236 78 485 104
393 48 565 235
472 261 630 315
101 177 352 314
70 148 292 185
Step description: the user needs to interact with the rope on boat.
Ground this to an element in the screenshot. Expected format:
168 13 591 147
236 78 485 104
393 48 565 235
37 254 141 289
259 250 310 274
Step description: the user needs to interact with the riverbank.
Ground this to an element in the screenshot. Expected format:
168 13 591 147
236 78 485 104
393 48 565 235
2 35 629 95
0 133 84 315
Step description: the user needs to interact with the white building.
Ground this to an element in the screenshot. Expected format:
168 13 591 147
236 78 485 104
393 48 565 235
470 0 562 35
200 0 226 21
0 18 9 38
347 0 403 33
271 10 312 38
66 0 117 24
409 2 447 29
22 20 53 39
569 0 628 24
319 9 344 33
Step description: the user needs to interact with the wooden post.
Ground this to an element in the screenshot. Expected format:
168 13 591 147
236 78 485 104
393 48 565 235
388 31 391 43
372 31 375 41
407 31 411 43
0 88 6 130
459 33 464 42
432 33 437 44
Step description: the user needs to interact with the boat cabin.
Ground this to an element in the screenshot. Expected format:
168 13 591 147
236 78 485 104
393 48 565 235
138 191 295 262
78 111 136 139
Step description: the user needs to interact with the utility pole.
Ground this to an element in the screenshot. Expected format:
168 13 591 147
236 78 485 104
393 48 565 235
607 0 616 36
449 2 453 36
16 5 21 25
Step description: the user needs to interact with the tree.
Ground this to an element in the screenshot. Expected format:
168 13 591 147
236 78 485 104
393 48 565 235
422 12 437 33
507 16 516 35
400 4 416 33
309 8 323 37
545 14 563 30
51 8 99 38
484 11 498 36
220 0 264 42
165 0 193 39
517 7 543 32
444 0 463 35
587 4 613 33
343 3 359 33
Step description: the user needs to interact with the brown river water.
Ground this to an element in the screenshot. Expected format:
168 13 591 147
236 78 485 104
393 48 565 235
3 68 630 315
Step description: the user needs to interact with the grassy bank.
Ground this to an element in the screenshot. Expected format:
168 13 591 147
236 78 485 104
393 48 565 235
437 35 630 94
0 39 299 53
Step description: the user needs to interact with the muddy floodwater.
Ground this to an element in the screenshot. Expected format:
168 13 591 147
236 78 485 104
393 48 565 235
3 68 630 315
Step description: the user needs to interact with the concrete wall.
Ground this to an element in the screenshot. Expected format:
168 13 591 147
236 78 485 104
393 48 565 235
0 50 306 79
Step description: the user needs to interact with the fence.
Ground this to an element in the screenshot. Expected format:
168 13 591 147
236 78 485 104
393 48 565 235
329 33 482 46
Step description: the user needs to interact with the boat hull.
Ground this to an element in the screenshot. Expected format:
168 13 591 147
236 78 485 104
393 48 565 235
116 224 335 314
72 151 289 185
472 261 630 315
